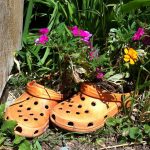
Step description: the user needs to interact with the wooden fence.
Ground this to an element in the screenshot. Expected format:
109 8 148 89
0 0 24 97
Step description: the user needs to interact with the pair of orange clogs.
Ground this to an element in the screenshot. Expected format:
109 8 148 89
5 80 131 137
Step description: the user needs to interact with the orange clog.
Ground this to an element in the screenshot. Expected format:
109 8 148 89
50 82 131 133
5 81 63 137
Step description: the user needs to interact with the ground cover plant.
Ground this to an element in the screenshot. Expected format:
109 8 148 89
1 0 150 149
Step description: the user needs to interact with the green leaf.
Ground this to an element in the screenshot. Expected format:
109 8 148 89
1 120 17 134
129 127 142 140
106 117 117 126
37 47 50 65
104 70 115 79
0 136 6 145
120 0 150 13
22 0 34 44
19 140 31 150
13 135 26 145
0 104 5 119
34 140 42 150
26 51 32 71
144 124 150 134
107 73 125 84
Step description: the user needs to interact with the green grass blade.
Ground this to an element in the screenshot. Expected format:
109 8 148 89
23 0 34 44
37 47 50 65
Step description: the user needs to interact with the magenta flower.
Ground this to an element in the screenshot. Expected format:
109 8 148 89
132 27 144 41
39 28 49 35
96 72 104 79
35 35 49 45
69 26 92 43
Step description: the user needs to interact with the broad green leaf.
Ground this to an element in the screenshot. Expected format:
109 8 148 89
1 120 17 134
144 124 150 134
34 140 42 150
19 140 31 150
107 73 125 84
13 135 26 145
129 127 142 140
106 117 117 126
104 70 115 79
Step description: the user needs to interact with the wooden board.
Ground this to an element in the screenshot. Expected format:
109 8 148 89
0 0 24 97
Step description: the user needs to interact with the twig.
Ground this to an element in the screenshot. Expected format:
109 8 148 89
99 141 147 150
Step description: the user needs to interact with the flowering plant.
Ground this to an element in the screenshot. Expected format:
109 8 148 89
22 23 110 94
106 25 150 92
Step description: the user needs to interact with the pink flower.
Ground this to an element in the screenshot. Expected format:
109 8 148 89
69 26 92 43
35 35 49 45
132 27 144 41
39 28 49 35
96 72 104 79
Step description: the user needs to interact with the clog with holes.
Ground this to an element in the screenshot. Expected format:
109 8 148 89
50 82 131 133
5 80 63 137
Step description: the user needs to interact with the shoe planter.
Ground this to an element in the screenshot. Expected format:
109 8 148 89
5 81 63 138
50 82 131 133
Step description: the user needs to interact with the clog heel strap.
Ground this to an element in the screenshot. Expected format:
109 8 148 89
26 80 63 101
80 82 131 104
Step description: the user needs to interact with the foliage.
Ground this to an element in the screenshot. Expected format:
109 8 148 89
0 104 32 150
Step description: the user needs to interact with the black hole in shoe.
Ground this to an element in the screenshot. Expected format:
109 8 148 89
88 122 93 127
78 105 82 108
59 108 62 110
81 97 85 101
15 126 22 133
91 102 96 106
6 116 9 120
69 104 72 107
24 119 28 121
66 111 70 113
19 105 23 107
34 118 38 121
17 110 22 112
26 97 30 100
40 113 44 116
27 107 31 110
29 113 34 116
76 112 80 115
68 122 74 126
85 110 89 113
34 101 38 105
34 130 39 134
51 114 56 120
19 115 23 117
104 115 108 119
45 105 49 109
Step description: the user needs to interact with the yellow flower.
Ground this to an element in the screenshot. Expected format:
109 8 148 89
124 48 138 65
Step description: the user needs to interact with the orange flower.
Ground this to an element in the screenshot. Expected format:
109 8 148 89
124 48 138 65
